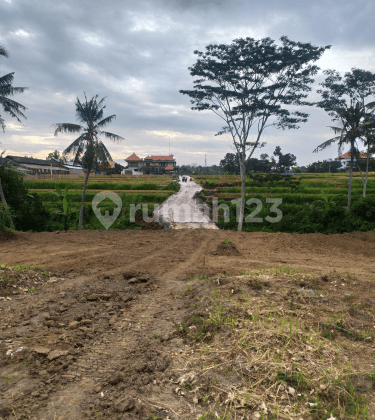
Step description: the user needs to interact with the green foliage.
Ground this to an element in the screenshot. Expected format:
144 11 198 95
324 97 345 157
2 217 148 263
0 203 15 231
51 183 79 230
131 182 158 190
247 172 301 189
204 182 218 189
215 195 375 234
161 181 180 192
0 165 50 231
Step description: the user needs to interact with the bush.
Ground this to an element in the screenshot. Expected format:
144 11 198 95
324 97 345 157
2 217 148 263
131 183 158 190
0 166 50 231
162 182 180 192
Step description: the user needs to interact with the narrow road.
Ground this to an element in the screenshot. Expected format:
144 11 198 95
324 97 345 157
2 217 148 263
153 175 218 229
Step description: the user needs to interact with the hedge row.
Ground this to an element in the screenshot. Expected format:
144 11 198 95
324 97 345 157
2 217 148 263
25 181 179 191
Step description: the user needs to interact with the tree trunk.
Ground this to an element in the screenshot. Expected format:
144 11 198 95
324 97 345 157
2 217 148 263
0 179 15 229
78 168 91 230
238 158 246 231
347 159 353 211
363 145 370 197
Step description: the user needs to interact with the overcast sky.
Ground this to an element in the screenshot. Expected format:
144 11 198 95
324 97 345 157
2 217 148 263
1 0 375 167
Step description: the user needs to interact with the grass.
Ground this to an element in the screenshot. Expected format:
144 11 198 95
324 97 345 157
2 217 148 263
167 269 375 419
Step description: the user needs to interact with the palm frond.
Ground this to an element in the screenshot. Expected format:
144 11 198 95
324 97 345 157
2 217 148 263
0 46 9 58
0 72 15 87
53 123 83 136
0 96 28 122
313 136 341 153
101 131 124 143
97 115 116 128
0 85 28 96
326 125 344 135
63 134 87 154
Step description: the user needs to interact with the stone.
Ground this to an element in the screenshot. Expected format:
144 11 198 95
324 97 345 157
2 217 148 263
44 320 55 327
47 350 69 361
87 294 101 301
108 374 122 385
114 397 134 412
68 321 80 330
33 347 51 355
109 316 117 325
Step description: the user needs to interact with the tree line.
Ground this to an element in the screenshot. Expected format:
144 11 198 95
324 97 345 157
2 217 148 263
180 36 375 229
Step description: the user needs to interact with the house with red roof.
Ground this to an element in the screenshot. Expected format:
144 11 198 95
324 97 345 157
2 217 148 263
335 151 372 169
123 153 177 174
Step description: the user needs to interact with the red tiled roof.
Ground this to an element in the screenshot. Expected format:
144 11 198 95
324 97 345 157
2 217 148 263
165 164 175 170
125 153 141 161
148 155 175 161
335 152 369 160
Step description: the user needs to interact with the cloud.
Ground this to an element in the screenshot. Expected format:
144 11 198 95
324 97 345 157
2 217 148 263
0 0 374 167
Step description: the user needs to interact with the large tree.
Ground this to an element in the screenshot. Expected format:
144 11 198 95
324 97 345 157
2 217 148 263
0 45 28 132
273 146 297 172
313 68 375 209
47 150 68 168
180 36 330 230
53 93 124 229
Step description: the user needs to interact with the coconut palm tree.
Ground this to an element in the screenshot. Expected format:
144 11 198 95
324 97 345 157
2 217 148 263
0 45 28 132
313 102 365 211
53 93 124 229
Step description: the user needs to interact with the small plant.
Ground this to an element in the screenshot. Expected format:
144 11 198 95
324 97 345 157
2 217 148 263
52 183 78 230
222 239 231 244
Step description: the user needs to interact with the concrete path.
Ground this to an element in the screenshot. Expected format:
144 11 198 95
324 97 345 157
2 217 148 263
153 175 218 229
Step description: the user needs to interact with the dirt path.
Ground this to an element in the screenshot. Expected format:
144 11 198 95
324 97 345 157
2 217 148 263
154 176 218 229
0 229 374 419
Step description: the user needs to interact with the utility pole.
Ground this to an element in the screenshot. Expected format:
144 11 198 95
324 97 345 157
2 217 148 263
328 158 332 173
169 138 170 155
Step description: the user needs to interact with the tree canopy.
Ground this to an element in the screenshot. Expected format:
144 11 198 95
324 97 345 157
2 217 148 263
180 35 330 230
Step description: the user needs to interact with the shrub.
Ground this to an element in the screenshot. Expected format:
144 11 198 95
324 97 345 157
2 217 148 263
131 183 158 190
0 166 50 231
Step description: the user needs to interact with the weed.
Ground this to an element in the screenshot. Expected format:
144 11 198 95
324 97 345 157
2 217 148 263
222 239 231 244
2 376 10 385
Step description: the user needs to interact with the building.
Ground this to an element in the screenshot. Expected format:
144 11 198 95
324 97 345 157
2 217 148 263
335 151 371 169
5 155 70 175
123 153 177 175
62 161 85 174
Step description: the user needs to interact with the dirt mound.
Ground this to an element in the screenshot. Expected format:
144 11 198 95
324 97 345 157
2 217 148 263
0 230 18 241
212 241 241 256
135 216 164 230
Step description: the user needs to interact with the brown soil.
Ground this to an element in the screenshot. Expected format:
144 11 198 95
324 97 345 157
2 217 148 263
212 242 241 256
0 230 18 242
0 229 375 419
135 217 164 230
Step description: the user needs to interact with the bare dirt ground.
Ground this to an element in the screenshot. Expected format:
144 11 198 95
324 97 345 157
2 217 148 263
1 229 375 420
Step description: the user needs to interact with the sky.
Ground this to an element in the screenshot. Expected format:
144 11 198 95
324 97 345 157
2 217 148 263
1 0 375 167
